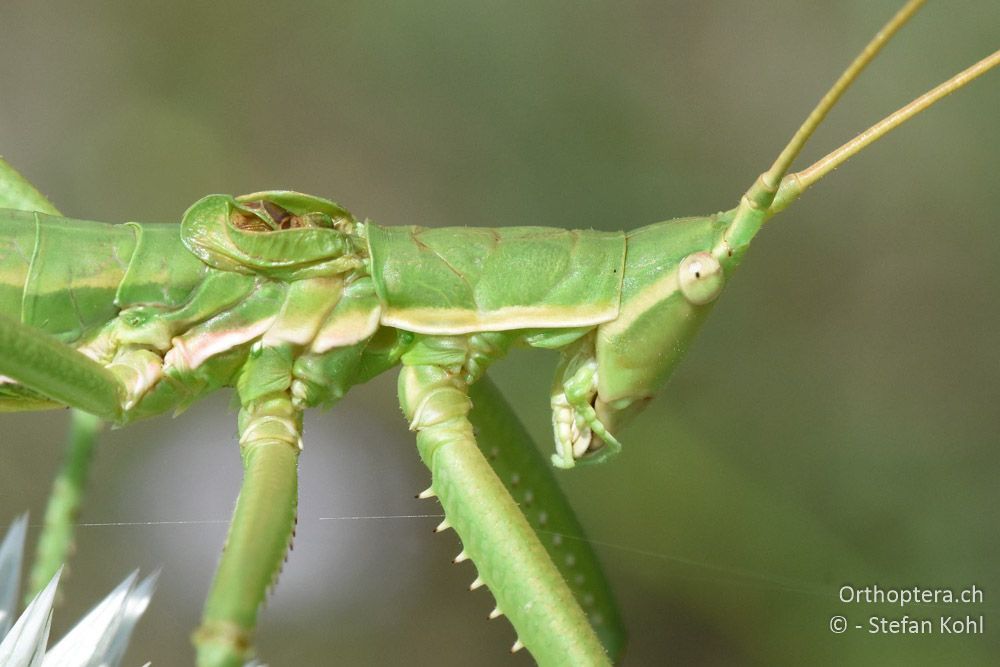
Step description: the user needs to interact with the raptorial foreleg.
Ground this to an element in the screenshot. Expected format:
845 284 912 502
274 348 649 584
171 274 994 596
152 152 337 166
399 336 609 666
469 377 626 661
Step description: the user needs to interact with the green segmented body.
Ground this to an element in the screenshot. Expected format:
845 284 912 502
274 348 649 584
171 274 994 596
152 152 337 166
0 194 639 665
0 193 796 666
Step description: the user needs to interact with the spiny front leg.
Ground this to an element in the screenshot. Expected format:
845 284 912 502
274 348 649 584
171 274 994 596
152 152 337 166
193 344 301 667
399 336 609 666
469 377 626 661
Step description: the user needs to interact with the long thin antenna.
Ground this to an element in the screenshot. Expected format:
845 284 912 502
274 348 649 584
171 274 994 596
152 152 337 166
772 48 1000 213
762 0 926 190
721 0 925 253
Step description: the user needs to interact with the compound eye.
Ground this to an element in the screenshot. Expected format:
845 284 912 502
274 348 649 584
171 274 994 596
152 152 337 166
678 252 724 305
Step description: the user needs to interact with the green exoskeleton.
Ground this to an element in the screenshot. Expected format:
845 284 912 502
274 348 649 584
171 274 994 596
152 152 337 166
0 1 996 665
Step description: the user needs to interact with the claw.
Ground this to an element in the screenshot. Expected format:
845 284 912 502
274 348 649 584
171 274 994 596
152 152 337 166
551 357 623 468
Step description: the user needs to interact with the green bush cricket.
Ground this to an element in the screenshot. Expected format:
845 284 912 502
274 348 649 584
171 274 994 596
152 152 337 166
1 0 1000 664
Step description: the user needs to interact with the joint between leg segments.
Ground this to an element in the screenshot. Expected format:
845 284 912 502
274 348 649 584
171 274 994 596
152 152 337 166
192 619 253 665
239 415 303 451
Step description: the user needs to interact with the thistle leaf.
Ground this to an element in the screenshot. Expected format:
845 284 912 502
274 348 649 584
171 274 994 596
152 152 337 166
42 569 161 667
0 514 28 638
98 570 159 667
0 517 157 667
0 568 59 667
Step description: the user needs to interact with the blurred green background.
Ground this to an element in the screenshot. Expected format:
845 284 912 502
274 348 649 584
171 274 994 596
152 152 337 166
1 1 998 664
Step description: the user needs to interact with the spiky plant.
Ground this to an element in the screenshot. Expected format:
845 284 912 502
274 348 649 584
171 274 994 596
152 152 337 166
0 515 156 667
